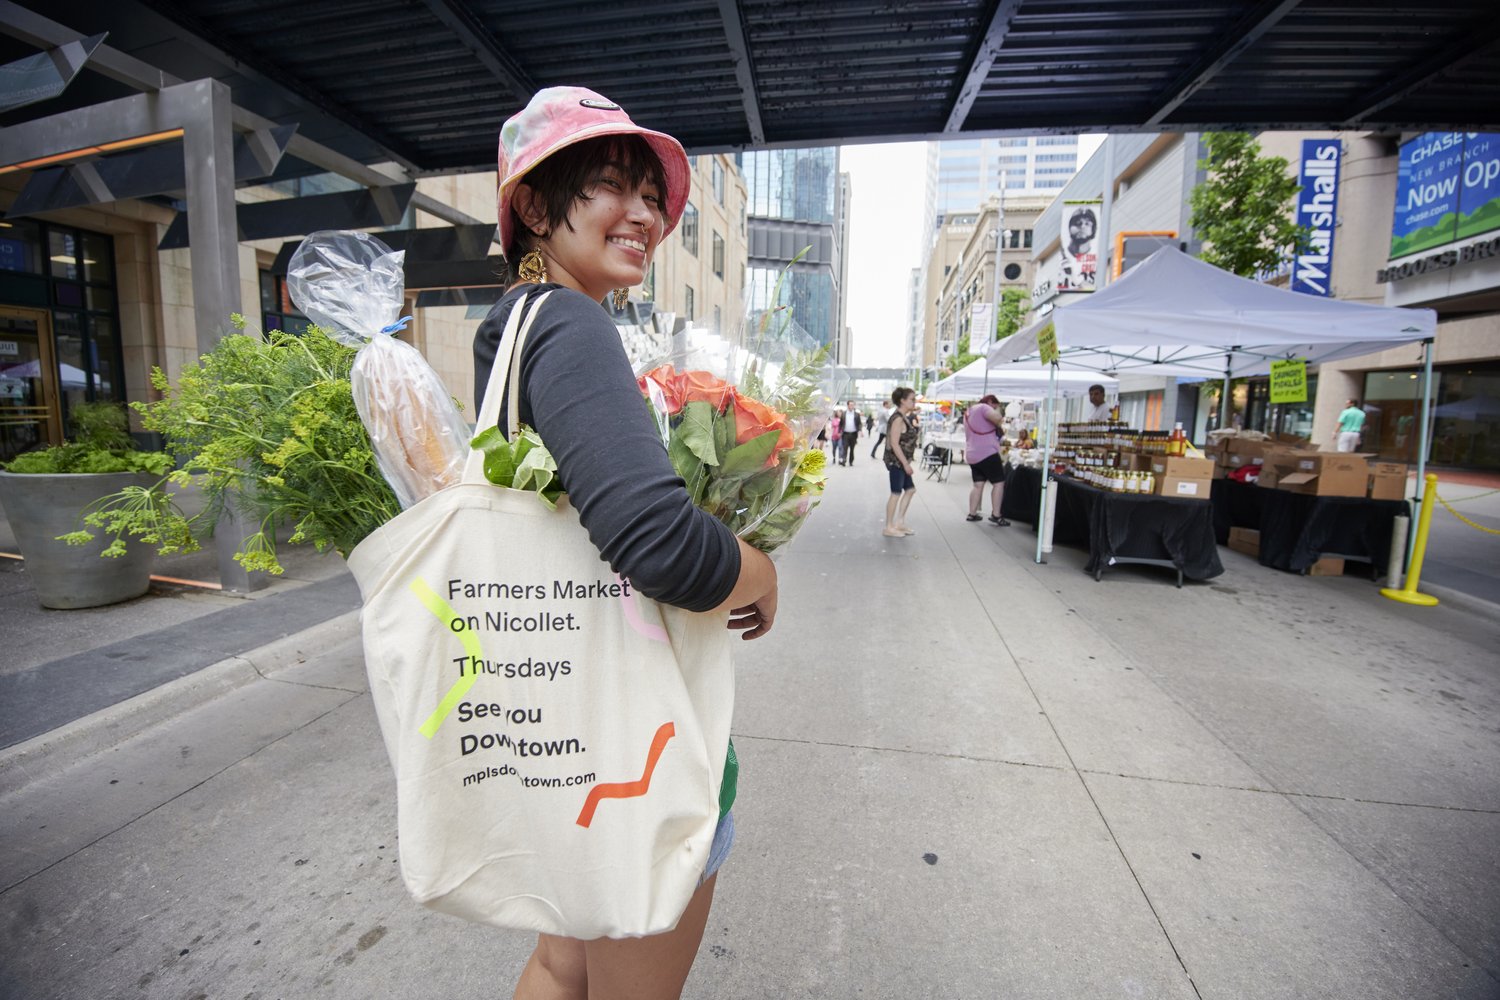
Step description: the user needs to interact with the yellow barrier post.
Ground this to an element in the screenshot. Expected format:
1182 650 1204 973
1381 473 1439 607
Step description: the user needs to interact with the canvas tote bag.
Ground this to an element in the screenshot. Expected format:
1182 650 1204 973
346 290 733 939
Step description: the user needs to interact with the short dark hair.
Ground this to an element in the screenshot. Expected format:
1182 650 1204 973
503 134 668 267
892 387 915 406
1089 384 1105 394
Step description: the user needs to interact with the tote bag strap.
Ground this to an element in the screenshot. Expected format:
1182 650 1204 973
462 289 554 485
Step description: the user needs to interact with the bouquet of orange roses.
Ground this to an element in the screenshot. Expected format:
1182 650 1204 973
636 354 827 553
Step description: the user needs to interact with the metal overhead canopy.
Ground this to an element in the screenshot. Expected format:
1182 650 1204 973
3 0 1498 179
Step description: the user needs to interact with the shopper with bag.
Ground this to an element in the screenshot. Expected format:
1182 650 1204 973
964 393 1009 526
460 87 776 999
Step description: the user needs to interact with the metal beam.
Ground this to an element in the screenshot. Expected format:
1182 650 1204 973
0 3 480 225
716 0 765 145
420 0 536 101
0 32 105 113
8 125 295 216
157 184 417 249
271 223 500 289
1144 0 1301 126
943 0 1024 133
1345 17 1500 125
0 1 172 91
127 0 425 172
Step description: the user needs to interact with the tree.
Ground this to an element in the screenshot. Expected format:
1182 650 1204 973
1189 132 1311 278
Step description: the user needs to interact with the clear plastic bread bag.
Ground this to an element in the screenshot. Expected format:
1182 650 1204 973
287 230 469 508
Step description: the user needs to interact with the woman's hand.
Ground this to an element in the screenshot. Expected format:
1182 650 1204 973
713 538 777 639
727 586 777 640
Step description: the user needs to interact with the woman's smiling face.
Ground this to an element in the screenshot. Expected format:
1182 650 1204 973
521 163 666 302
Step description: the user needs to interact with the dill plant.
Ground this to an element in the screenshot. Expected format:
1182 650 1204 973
69 318 400 573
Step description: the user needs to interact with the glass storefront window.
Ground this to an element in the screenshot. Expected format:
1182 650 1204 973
259 271 309 334
1363 369 1431 465
0 220 44 273
48 231 80 280
82 232 112 284
91 316 118 398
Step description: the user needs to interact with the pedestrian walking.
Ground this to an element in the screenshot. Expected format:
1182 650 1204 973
840 400 861 465
883 387 920 537
1335 398 1366 452
472 86 777 1000
869 399 892 458
830 411 843 464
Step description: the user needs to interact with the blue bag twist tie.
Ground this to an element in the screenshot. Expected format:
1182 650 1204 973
381 316 413 335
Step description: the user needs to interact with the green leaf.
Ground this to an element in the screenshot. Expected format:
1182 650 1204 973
483 444 518 487
470 425 502 451
676 400 719 466
713 405 736 462
717 429 781 478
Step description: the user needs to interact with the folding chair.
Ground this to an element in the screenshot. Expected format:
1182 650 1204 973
922 444 952 481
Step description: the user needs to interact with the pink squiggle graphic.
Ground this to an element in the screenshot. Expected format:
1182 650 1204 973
618 574 668 643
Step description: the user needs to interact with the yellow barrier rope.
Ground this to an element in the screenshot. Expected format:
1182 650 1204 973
1434 487 1500 503
1434 490 1500 536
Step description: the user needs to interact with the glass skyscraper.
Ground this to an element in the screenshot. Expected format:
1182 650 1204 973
736 148 847 359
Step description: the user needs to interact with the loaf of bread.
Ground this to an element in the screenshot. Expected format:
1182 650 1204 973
351 334 468 508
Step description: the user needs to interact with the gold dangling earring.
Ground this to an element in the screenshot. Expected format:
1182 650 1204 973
612 288 629 310
517 248 548 284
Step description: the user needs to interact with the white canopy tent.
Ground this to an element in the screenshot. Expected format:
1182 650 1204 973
984 248 1439 566
926 358 1113 400
989 247 1436 377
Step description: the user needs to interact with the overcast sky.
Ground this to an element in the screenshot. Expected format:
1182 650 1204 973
839 134 1105 367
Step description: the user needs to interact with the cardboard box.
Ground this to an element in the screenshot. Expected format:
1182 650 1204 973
1152 475 1211 500
1256 445 1320 488
1227 527 1260 557
1149 455 1216 479
1223 438 1270 469
1306 556 1345 576
1277 452 1371 497
1127 452 1155 472
1369 463 1408 500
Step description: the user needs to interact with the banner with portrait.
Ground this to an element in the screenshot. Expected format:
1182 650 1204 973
1059 199 1101 293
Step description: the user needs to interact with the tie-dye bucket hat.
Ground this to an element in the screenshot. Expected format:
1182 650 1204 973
496 86 691 257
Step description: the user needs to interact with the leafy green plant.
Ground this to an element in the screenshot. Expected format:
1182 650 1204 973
2 400 173 475
1189 132 1311 279
62 318 399 572
470 425 564 509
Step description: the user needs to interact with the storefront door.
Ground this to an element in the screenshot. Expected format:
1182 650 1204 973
0 306 62 463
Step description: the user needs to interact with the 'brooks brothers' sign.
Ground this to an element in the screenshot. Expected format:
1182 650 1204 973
1291 140 1341 296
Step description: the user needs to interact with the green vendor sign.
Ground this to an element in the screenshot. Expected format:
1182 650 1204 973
1269 359 1308 404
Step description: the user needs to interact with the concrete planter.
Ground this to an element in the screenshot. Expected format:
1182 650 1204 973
0 470 158 609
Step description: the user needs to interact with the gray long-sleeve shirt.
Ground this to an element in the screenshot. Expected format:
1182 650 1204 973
473 284 740 613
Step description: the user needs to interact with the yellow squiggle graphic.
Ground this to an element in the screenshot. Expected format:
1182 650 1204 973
410 577 484 739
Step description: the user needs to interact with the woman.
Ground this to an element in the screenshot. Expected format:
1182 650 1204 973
964 393 1009 526
882 387 919 537
472 86 777 1000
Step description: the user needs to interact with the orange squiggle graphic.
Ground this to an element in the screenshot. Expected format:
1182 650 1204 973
575 722 675 828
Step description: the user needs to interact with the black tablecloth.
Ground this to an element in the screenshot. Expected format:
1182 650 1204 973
1052 478 1224 581
1256 490 1408 573
1209 478 1267 545
1001 465 1043 524
1210 479 1407 572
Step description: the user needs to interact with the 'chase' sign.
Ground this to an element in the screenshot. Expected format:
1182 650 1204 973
1390 132 1500 259
1291 140 1341 296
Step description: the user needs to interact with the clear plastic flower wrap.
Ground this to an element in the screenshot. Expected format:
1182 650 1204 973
287 231 470 508
634 334 833 554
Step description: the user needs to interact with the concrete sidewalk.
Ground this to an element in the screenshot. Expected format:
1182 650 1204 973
1 459 1497 999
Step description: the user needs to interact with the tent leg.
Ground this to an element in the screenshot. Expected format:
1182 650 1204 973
1406 338 1435 569
1035 364 1057 564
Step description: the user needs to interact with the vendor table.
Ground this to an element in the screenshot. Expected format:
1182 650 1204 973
1001 464 1043 524
1054 477 1224 585
1210 479 1407 574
